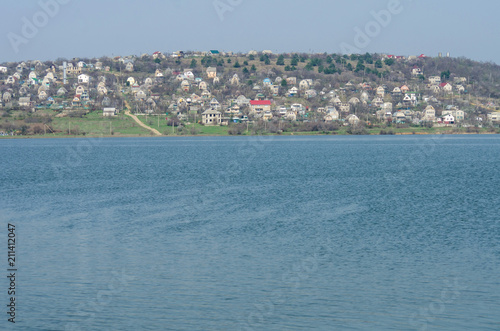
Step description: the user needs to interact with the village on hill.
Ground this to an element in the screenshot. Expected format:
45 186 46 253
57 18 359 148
1 50 500 136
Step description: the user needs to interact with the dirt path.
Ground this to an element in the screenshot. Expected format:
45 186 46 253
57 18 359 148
123 101 162 136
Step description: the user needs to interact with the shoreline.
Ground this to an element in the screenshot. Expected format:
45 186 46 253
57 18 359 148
1 131 498 140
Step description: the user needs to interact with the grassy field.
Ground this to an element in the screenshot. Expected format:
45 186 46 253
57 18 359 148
50 111 152 136
135 115 231 135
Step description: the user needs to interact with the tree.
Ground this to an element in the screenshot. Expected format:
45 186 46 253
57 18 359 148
265 58 270 65
248 54 255 61
375 59 383 68
385 58 395 66
190 59 197 68
242 67 249 74
276 55 285 65
440 70 450 80
281 79 288 87
251 64 256 72
234 61 241 68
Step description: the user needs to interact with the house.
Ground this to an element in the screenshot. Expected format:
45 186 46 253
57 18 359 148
346 114 360 125
487 112 500 122
423 105 436 121
38 90 48 100
78 74 90 84
324 108 339 121
75 85 86 95
299 79 310 90
72 96 82 107
95 61 103 70
371 97 384 108
392 87 402 96
430 85 440 94
400 85 409 94
456 85 465 93
103 108 117 117
288 86 298 97
144 77 153 85
152 51 164 60
199 81 208 90
231 74 240 85
125 62 134 72
3 92 12 103
358 91 369 103
235 95 250 107
181 80 190 92
291 103 303 113
184 71 195 80
98 85 108 95
205 66 217 79
286 111 297 121
305 89 317 99
5 76 16 84
135 90 147 101
155 69 164 78
269 85 279 95
286 77 297 85
201 90 211 100
263 111 273 121
376 86 385 97
127 77 136 85
210 98 221 110
429 76 441 85
349 97 360 105
339 103 350 113
250 100 272 113
394 112 406 123
278 106 287 116
442 114 455 124
202 108 222 125
442 109 465 122
411 67 422 77
57 87 67 96
19 97 31 107
453 77 467 84
440 83 453 93
0 66 7 73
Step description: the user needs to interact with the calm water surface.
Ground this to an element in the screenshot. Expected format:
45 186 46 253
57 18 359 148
1 135 499 330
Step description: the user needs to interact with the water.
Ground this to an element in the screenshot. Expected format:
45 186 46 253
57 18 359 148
1 135 499 330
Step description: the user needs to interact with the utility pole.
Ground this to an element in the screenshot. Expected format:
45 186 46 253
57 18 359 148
110 121 112 135
69 122 70 135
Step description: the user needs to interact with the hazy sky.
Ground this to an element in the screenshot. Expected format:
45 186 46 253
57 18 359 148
2 0 499 63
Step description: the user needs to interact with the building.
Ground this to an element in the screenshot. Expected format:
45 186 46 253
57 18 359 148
202 108 222 125
103 108 117 117
250 100 272 113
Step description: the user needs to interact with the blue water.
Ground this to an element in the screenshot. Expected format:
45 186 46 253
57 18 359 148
1 135 499 330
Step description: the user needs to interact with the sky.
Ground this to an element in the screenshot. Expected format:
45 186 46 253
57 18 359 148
1 0 500 64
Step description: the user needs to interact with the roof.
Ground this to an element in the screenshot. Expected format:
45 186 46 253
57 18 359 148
250 100 271 106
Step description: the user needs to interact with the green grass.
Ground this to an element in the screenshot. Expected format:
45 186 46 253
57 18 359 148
135 116 231 135
51 111 152 136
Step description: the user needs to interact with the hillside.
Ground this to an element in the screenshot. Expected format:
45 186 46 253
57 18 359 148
1 51 500 136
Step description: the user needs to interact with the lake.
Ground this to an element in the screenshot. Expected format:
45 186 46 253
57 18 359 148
1 135 499 330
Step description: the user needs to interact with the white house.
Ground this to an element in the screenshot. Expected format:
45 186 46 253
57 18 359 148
78 74 90 84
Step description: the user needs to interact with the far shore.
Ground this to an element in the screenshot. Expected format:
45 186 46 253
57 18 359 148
1 130 498 140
